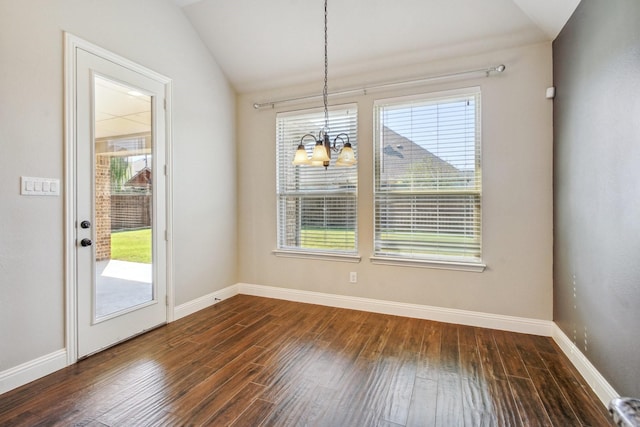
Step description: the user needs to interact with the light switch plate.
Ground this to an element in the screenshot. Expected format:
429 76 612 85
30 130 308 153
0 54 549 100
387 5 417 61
21 176 60 196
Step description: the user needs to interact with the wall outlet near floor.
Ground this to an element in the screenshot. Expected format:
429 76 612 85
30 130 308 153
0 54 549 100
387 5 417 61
349 272 357 284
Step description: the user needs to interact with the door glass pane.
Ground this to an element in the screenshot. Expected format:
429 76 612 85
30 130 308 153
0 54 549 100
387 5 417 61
94 76 153 320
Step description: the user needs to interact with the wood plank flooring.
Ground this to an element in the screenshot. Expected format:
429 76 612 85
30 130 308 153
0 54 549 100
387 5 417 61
0 295 613 426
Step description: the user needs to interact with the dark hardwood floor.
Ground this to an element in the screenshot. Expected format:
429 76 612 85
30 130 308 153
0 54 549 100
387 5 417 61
0 295 613 426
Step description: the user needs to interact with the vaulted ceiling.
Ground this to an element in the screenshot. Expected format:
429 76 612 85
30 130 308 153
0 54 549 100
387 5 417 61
176 0 580 93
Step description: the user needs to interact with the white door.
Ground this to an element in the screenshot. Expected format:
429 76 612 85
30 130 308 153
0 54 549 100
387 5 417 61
75 48 168 358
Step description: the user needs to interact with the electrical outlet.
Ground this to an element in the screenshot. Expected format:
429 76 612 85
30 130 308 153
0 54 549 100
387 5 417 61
349 272 357 283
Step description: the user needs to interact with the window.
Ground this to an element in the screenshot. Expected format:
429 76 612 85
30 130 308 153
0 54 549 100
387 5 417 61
373 88 483 269
276 104 358 256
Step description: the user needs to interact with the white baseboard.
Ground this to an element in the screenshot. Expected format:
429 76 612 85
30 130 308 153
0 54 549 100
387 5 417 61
552 324 619 406
0 349 67 395
173 284 239 320
236 283 554 336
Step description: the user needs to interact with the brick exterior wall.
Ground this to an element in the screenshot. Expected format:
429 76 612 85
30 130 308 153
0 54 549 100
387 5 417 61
95 155 111 261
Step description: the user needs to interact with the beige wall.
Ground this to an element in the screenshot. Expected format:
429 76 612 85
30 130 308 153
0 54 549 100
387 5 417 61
0 0 236 371
237 43 553 320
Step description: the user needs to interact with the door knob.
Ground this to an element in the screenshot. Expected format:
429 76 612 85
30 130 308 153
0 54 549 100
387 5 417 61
80 238 92 247
80 220 91 229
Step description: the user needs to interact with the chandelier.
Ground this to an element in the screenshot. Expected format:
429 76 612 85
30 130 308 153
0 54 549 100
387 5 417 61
292 0 356 169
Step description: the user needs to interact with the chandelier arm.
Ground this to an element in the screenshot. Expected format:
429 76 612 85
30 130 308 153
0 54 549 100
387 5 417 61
331 133 350 152
299 133 320 145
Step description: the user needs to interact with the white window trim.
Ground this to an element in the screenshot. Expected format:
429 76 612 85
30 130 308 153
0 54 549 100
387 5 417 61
273 249 362 263
373 87 484 269
370 255 486 272
275 103 359 256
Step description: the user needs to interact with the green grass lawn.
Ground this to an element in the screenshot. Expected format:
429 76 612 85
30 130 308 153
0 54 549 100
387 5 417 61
298 228 479 257
111 228 152 264
299 228 356 250
111 228 477 263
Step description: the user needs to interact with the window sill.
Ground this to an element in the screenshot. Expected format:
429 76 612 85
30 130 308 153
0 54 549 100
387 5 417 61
369 255 486 272
273 249 361 263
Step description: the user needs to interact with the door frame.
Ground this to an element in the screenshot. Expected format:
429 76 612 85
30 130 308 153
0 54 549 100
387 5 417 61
64 33 174 365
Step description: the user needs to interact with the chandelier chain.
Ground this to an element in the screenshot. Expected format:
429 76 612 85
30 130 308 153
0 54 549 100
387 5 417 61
323 0 329 132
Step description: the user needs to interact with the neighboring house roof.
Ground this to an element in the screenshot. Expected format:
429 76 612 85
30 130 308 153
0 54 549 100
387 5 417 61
380 126 461 185
125 167 152 188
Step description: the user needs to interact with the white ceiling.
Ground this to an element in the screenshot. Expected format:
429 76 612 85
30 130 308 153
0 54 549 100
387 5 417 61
95 76 151 140
178 0 580 93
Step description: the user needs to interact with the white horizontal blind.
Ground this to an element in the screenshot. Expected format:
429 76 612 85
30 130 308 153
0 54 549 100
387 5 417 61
277 104 358 253
374 88 481 262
